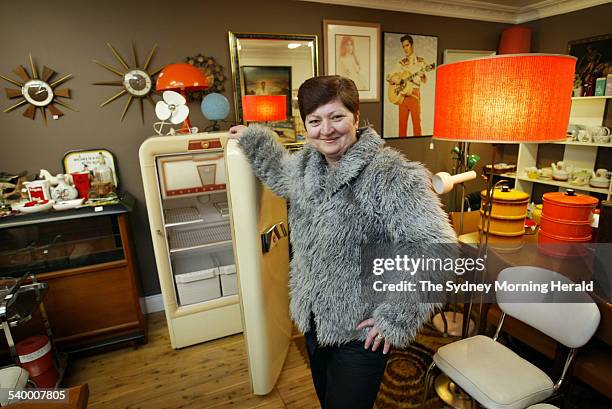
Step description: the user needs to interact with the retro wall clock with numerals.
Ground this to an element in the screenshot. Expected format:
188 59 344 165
0 53 76 124
93 42 162 123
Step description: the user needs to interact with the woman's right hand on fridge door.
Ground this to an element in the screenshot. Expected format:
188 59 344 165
229 125 247 139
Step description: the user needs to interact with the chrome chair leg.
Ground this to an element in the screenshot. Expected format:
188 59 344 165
421 361 437 409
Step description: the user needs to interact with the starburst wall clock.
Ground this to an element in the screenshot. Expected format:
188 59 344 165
1 53 76 124
93 42 161 123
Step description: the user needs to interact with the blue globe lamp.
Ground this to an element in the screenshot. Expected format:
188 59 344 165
201 93 230 131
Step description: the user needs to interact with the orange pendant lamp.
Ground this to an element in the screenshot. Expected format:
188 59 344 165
433 54 575 143
498 26 532 54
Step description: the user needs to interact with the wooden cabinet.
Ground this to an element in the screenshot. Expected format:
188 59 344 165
0 195 145 353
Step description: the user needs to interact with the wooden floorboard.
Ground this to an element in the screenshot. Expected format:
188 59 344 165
64 312 318 409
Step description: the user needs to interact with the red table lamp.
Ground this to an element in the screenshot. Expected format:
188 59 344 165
156 63 209 132
241 95 287 123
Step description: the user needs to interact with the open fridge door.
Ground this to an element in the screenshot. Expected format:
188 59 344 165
225 139 292 395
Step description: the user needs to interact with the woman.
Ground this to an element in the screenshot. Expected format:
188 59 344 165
230 76 456 409
337 36 367 90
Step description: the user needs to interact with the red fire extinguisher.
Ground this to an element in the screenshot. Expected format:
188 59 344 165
16 335 59 388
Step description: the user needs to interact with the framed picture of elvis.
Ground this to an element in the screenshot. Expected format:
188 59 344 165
382 32 438 138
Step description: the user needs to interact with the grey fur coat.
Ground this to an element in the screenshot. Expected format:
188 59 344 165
238 125 457 347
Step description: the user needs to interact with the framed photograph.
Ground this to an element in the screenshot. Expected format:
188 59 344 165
382 32 438 138
323 20 380 102
567 34 612 96
241 66 292 117
443 49 496 64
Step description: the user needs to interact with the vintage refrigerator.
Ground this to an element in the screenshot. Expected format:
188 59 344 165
139 132 292 394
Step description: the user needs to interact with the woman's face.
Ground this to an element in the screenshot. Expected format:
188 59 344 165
346 40 354 54
305 99 359 164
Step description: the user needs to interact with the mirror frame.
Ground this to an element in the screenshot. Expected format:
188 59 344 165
228 32 319 124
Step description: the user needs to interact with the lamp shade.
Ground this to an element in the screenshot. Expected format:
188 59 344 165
433 54 575 143
242 95 287 122
499 26 532 54
156 63 209 91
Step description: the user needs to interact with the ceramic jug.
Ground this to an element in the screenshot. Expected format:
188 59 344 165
51 174 78 201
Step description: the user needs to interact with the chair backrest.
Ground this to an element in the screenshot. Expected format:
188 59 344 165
496 266 601 348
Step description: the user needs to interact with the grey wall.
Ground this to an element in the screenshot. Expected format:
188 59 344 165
1 0 609 295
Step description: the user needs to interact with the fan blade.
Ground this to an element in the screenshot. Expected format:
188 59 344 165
42 66 56 82
163 90 185 106
54 88 71 98
47 104 64 118
170 105 189 125
13 66 30 82
155 101 171 120
23 104 36 120
5 88 22 99
29 53 38 79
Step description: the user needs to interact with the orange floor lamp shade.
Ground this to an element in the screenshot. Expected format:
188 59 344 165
433 54 576 144
242 95 287 122
498 26 532 54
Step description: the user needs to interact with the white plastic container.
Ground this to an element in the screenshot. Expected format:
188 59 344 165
175 267 221 305
219 264 237 296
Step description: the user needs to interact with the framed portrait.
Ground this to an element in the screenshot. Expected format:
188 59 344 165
323 20 380 102
241 66 292 117
567 34 612 96
382 32 438 139
443 49 496 64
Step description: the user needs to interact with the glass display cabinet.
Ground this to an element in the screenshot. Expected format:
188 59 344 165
0 193 145 353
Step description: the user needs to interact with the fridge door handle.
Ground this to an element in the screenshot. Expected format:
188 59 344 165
260 222 288 253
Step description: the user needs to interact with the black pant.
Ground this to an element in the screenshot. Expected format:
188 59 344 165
304 318 388 409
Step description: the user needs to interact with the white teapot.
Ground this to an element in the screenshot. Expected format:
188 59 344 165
551 161 572 181
50 174 78 201
590 169 610 189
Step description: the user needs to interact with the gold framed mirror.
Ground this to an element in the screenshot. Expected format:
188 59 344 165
228 32 319 144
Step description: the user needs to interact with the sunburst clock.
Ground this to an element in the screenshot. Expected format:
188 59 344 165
93 43 161 123
1 53 76 124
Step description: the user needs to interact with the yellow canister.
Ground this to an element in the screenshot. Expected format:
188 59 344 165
480 186 529 218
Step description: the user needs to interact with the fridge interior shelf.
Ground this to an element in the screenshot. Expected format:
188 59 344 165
169 223 232 253
164 206 204 227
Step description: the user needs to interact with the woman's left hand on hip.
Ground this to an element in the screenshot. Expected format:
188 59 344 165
356 318 391 354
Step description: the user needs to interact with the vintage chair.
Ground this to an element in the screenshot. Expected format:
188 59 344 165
421 266 601 409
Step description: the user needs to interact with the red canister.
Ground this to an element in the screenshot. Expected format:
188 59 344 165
542 189 598 222
538 229 590 257
16 335 59 388
540 213 593 238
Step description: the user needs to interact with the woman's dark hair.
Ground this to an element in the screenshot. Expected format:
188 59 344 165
400 34 413 45
297 75 359 123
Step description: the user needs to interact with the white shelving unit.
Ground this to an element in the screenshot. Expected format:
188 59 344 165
513 96 611 201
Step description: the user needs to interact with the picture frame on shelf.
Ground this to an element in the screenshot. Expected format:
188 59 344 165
241 66 292 118
323 20 380 102
382 32 438 138
567 34 612 97
63 149 119 188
